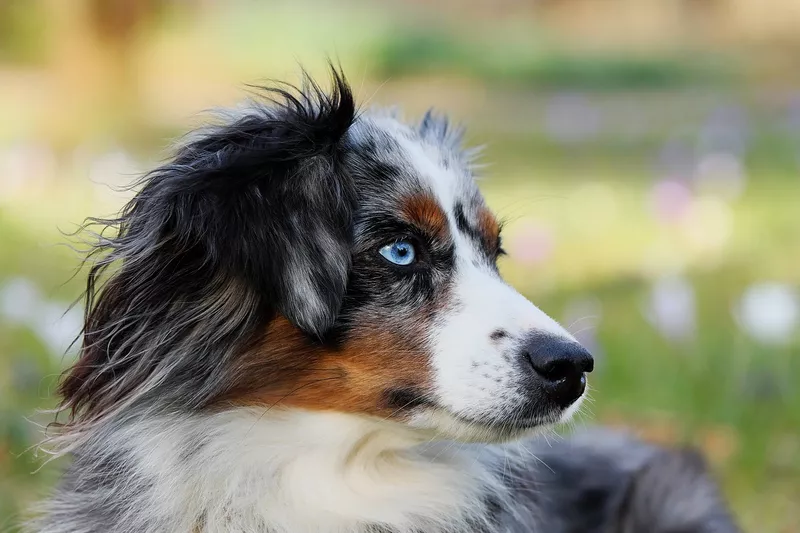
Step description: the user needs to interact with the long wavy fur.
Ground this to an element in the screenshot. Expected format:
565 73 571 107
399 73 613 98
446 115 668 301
55 66 357 442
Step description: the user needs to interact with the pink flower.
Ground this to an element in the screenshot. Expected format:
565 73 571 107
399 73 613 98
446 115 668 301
508 222 555 265
649 180 692 223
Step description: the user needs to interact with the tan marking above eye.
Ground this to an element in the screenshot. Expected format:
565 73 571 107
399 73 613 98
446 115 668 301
400 193 450 240
477 207 502 251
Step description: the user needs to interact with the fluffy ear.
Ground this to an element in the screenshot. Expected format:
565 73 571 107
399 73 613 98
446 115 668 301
418 109 481 168
59 69 356 422
130 68 356 336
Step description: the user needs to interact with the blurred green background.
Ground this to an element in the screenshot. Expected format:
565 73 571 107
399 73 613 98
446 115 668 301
1 0 799 531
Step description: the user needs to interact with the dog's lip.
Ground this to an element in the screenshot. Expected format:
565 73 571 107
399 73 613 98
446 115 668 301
432 404 559 432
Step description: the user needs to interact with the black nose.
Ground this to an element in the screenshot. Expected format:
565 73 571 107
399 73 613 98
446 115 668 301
519 333 594 408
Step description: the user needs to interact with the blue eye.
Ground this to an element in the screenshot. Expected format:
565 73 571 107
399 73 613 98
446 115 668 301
379 240 416 266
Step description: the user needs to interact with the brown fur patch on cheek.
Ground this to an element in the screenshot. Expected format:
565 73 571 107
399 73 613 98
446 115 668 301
229 318 432 418
401 193 449 240
309 329 432 415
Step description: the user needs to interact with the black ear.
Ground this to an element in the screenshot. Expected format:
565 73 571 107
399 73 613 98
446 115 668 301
133 69 357 336
59 69 357 422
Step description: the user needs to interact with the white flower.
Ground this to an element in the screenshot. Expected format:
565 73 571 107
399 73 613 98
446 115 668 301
33 302 83 358
734 283 799 345
645 275 696 342
693 152 747 201
0 277 41 324
1 277 82 358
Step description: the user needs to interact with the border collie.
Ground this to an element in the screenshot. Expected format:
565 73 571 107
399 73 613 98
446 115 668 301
33 69 740 533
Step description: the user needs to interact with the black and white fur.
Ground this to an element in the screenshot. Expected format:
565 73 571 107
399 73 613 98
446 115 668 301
31 69 740 533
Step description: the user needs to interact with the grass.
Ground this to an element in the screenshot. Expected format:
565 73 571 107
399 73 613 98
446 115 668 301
371 26 736 90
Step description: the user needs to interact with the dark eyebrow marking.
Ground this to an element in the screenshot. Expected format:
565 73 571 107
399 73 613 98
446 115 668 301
454 202 473 237
454 202 502 256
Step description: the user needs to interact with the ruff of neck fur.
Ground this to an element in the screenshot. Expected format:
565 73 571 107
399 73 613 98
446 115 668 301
47 408 511 533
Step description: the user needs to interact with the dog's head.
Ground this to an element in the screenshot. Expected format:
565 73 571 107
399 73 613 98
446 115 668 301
61 69 592 442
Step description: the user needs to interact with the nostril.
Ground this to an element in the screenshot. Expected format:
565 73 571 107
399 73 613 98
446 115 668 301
537 358 576 383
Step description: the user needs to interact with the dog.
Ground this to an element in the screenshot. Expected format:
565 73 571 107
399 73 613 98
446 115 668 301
32 68 740 533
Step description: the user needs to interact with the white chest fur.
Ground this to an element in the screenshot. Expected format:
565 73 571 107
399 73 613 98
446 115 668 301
115 409 517 533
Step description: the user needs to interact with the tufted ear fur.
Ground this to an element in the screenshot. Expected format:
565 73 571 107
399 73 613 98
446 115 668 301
152 70 356 335
60 68 357 423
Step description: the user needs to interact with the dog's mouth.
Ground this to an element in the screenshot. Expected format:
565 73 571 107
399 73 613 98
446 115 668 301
392 384 582 442
457 407 563 429
453 412 567 443
407 400 567 443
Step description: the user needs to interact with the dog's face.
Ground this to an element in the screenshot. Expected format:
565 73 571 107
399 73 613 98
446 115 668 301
63 72 592 443
232 112 593 441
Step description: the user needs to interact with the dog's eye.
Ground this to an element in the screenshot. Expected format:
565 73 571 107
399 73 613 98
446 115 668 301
379 241 416 266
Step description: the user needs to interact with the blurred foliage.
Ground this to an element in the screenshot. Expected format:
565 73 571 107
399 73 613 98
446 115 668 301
1 1 799 531
0 0 49 64
372 26 735 90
